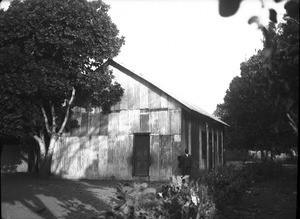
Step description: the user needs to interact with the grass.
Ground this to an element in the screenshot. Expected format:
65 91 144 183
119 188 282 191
226 163 298 219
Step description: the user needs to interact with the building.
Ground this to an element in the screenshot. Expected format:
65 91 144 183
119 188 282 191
51 59 228 181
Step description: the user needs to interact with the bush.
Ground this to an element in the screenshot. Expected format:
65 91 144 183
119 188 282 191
159 176 216 218
104 177 216 219
195 167 252 216
103 162 287 218
193 161 287 216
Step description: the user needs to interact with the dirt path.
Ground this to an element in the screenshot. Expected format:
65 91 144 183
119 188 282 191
1 173 119 219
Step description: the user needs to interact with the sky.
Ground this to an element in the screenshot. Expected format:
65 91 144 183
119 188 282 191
0 0 287 114
101 0 286 114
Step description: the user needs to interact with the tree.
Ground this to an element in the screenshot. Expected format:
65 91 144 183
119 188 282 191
215 0 298 156
218 0 299 134
264 4 299 134
0 0 124 178
215 49 297 156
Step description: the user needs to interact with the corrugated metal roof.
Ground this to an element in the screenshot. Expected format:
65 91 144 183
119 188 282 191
108 59 228 126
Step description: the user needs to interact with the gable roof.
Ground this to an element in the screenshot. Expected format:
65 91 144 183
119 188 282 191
107 59 228 127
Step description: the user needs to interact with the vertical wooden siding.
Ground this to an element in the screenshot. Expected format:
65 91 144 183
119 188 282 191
181 110 225 172
52 67 183 180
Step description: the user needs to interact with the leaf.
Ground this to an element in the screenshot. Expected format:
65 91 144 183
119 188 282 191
140 183 148 189
248 16 259 25
122 186 134 194
262 48 273 58
269 9 278 23
218 0 242 17
133 183 141 191
142 188 157 195
125 199 134 206
284 0 299 18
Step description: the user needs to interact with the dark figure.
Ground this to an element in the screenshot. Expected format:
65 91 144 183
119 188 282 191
178 149 192 176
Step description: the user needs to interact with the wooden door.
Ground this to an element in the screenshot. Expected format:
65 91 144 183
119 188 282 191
133 134 150 176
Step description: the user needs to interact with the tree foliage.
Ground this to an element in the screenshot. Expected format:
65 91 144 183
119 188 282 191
215 51 296 153
0 0 124 177
214 1 299 153
218 0 299 134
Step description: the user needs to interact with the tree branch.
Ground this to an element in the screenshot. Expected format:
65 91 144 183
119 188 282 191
33 132 46 159
51 101 56 133
40 105 51 134
287 113 298 135
58 87 76 134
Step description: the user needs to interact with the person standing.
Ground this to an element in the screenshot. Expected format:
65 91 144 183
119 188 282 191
181 149 192 177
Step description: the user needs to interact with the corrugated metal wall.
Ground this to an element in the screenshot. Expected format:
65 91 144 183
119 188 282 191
181 110 225 172
51 67 183 180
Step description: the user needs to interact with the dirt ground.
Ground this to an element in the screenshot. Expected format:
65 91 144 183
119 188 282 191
1 173 165 219
1 173 121 219
234 165 298 219
1 166 298 219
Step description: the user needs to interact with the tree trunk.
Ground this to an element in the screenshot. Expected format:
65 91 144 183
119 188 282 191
34 133 58 179
27 139 39 174
39 154 52 179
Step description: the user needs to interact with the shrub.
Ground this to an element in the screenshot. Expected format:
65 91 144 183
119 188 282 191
159 176 216 218
109 182 164 218
195 167 251 216
105 177 216 219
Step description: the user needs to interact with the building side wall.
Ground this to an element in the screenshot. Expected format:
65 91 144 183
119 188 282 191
51 67 183 180
181 109 225 172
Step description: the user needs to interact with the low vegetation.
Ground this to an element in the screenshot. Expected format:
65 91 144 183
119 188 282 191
101 160 297 218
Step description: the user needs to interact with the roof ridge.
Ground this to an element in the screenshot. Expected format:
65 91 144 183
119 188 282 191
107 59 228 126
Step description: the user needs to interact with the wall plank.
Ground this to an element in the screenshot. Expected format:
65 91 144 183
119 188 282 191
149 90 161 109
116 135 132 179
140 113 149 133
119 73 129 110
119 110 129 135
150 111 159 134
129 110 140 133
159 135 172 180
97 136 108 179
158 110 170 135
88 113 100 136
108 113 119 136
65 137 82 179
140 83 149 109
81 113 89 135
170 110 181 135
127 81 135 110
99 113 108 135
160 93 168 108
85 136 100 179
149 135 160 180
133 80 140 109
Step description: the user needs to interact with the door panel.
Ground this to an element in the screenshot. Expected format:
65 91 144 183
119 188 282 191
133 134 150 176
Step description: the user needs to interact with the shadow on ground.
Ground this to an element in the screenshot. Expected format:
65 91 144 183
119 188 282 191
1 173 118 219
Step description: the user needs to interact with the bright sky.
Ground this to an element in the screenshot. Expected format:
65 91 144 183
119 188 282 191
103 0 286 114
0 0 286 114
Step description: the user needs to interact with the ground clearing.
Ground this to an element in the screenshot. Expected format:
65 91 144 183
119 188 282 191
1 166 297 219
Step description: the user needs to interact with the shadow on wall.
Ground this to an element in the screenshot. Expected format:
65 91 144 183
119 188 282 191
1 173 118 219
52 136 103 179
1 144 28 173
